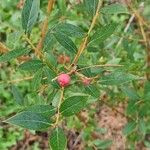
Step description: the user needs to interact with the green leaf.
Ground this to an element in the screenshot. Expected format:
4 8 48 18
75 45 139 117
123 121 136 136
144 141 150 148
43 67 60 89
43 32 55 51
84 0 99 17
44 52 57 68
57 0 66 15
60 95 88 117
84 85 100 98
54 23 85 38
49 127 67 150
121 87 140 100
31 69 43 91
93 139 112 149
11 85 24 106
0 48 29 63
53 32 77 53
138 119 146 136
99 71 137 85
144 81 150 96
22 0 40 33
5 111 51 130
89 23 117 45
52 90 62 107
25 105 56 117
101 3 129 15
19 59 44 72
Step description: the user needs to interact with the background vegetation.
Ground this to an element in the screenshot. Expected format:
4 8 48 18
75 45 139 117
1 0 150 149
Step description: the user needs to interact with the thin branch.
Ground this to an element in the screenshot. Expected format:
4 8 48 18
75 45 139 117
71 0 103 66
0 76 33 84
0 42 9 54
77 64 123 71
36 0 55 57
54 87 64 127
116 14 135 48
23 35 42 57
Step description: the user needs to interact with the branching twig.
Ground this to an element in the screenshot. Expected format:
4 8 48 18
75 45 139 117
23 35 42 57
71 0 103 66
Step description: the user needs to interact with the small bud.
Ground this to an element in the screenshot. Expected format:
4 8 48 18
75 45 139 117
57 73 71 87
82 78 91 86
57 55 70 64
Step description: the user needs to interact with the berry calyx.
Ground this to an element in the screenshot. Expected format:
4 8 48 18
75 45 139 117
57 73 71 87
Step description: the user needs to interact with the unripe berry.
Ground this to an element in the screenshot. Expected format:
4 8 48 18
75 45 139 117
82 78 91 86
57 73 71 87
57 55 70 64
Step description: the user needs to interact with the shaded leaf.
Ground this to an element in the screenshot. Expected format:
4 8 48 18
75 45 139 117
144 81 150 96
22 0 40 33
123 121 136 136
31 69 43 91
44 52 57 68
19 59 44 72
57 0 67 15
99 71 137 85
43 32 55 51
84 0 99 17
84 84 100 98
52 90 62 107
101 3 129 15
93 139 113 149
11 85 24 106
49 127 67 150
60 95 88 117
89 23 117 45
0 48 29 63
121 87 140 101
43 67 60 89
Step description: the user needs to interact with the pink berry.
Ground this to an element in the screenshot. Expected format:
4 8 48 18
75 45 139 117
82 78 91 86
57 73 71 87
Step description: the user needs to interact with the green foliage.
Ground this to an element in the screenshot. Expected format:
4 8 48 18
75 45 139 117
101 3 129 15
54 23 85 38
89 23 117 45
99 70 137 85
49 128 67 150
60 95 88 117
93 139 113 149
19 59 44 72
84 0 99 17
1 0 150 149
25 105 56 117
5 111 52 130
22 0 40 33
53 32 77 53
11 85 24 106
84 84 100 98
31 69 43 91
123 121 137 136
0 48 29 63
